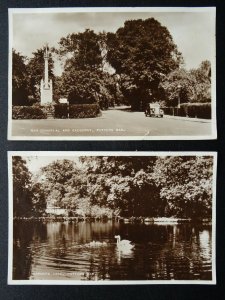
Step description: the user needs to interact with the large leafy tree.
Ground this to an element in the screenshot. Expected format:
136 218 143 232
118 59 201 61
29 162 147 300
161 60 211 106
151 156 213 218
61 69 102 104
30 182 46 215
57 29 103 71
12 50 29 106
13 156 48 216
57 30 118 108
189 60 211 103
160 68 196 107
12 156 32 216
80 156 160 217
106 18 182 110
60 68 116 108
39 159 79 208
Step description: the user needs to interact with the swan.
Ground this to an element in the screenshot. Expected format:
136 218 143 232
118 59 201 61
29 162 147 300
114 235 134 250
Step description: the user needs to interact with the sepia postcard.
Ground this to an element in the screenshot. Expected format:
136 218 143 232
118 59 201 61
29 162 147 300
8 7 216 140
8 151 217 284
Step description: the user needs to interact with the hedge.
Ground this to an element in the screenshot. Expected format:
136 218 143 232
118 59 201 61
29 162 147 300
54 103 68 119
163 103 211 119
12 106 47 119
183 103 211 119
69 104 101 118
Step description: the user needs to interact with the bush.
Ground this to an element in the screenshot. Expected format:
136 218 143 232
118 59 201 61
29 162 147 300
180 103 211 119
163 103 211 119
69 104 101 118
54 103 68 119
12 88 29 106
163 107 182 116
12 106 47 119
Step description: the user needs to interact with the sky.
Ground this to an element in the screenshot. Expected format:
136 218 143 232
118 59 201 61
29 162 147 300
11 9 215 74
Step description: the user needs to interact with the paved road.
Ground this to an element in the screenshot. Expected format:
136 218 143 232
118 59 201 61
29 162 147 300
10 107 213 139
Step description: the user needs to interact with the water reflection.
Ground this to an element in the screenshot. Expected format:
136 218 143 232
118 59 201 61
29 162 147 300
13 221 212 281
199 230 211 260
116 247 134 265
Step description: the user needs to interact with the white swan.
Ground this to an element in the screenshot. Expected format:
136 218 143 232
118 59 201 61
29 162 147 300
114 235 134 250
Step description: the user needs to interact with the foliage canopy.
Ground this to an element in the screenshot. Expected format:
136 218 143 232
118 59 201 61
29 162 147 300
106 18 183 109
13 156 213 219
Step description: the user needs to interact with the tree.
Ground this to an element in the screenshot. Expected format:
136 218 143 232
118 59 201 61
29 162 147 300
22 155 213 219
151 156 213 218
12 50 29 106
57 30 117 108
189 60 211 103
60 68 116 109
80 156 159 216
39 159 79 208
30 182 46 215
57 29 103 71
12 156 32 216
106 18 182 110
61 69 102 104
160 68 196 107
161 61 211 106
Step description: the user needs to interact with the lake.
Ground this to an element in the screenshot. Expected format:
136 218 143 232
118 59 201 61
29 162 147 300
13 220 212 281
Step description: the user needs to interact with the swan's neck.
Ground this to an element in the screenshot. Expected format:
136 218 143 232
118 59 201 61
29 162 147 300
117 236 121 244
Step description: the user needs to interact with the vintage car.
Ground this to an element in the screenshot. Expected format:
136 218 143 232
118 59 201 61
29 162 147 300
145 103 164 117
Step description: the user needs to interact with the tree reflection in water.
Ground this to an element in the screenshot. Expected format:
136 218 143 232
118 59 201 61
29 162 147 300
13 220 47 279
13 221 212 281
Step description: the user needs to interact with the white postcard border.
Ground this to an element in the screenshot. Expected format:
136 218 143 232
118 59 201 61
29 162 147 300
8 151 217 285
8 7 217 140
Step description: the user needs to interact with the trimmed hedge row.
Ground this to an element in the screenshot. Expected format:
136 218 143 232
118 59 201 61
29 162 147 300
54 103 68 119
69 104 101 118
163 103 211 119
12 104 101 119
12 106 47 119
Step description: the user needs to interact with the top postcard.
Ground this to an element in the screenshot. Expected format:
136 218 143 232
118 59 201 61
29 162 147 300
8 7 216 140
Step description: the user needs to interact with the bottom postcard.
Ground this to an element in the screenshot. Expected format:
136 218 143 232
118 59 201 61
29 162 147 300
8 151 217 284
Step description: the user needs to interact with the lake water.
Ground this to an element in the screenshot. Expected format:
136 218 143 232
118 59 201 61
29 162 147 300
13 220 212 281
